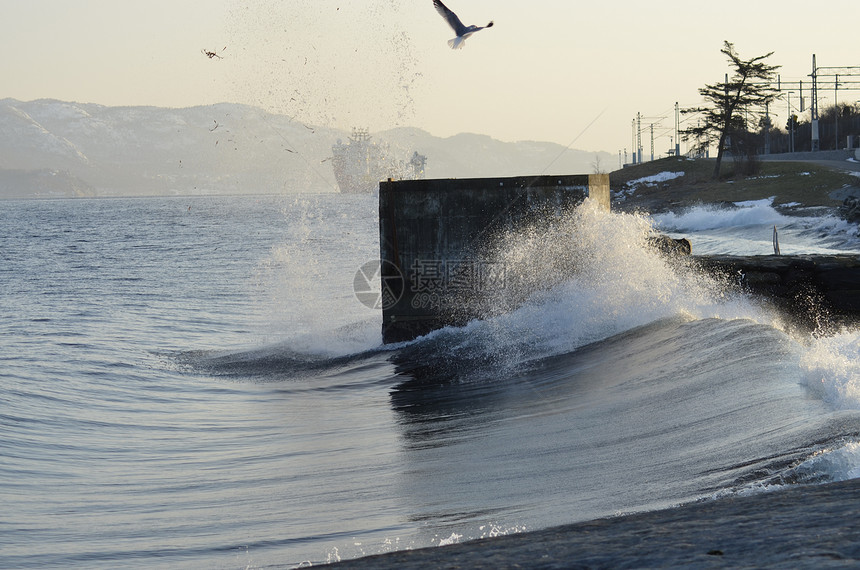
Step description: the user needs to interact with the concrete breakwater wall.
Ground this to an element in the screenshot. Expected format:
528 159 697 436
375 172 860 340
378 174 610 343
695 254 860 329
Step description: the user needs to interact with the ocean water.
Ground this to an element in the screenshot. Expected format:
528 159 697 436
4 193 860 568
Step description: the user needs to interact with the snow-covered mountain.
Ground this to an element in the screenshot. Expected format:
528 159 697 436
0 99 612 198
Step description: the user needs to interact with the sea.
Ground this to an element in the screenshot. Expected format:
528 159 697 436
4 191 860 568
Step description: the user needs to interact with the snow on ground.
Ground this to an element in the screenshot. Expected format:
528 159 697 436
628 171 685 187
748 174 780 180
615 171 685 200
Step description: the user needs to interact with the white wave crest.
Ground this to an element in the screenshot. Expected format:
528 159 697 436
454 201 776 359
654 198 790 232
790 441 860 482
800 329 860 410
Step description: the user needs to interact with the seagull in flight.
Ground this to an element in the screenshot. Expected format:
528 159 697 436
433 0 493 50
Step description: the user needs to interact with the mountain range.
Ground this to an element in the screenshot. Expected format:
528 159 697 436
0 98 613 199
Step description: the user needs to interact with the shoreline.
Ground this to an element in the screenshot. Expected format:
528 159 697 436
332 477 860 568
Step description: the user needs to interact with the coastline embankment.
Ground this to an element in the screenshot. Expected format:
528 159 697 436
617 155 860 329
611 153 860 213
695 254 860 331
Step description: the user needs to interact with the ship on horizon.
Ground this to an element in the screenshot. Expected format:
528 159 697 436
331 128 426 194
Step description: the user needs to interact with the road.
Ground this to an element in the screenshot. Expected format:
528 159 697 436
761 149 860 172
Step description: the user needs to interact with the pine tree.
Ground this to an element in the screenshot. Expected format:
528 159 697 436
683 41 780 179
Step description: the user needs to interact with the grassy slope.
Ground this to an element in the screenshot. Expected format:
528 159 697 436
609 157 857 211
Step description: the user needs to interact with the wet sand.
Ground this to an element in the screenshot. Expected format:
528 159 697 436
333 477 860 568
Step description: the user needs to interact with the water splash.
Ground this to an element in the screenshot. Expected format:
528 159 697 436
464 201 776 357
790 441 860 483
251 194 383 355
800 329 860 410
654 198 790 232
653 199 860 256
225 0 421 131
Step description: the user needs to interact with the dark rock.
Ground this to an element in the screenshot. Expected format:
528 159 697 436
694 254 860 331
648 235 692 256
840 196 860 224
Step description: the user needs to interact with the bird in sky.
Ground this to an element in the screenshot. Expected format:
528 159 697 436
432 0 493 50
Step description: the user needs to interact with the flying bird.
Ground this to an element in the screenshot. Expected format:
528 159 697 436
432 0 493 50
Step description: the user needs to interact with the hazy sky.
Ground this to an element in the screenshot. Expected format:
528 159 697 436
2 0 858 154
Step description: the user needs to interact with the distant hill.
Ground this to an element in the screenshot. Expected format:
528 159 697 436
0 99 613 198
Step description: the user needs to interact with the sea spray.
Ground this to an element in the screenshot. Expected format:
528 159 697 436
800 329 860 410
654 198 790 232
422 201 783 375
653 199 860 256
249 193 849 382
253 194 383 355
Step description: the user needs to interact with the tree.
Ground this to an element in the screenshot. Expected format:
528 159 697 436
682 41 780 179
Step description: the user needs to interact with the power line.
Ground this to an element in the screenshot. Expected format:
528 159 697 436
626 54 860 157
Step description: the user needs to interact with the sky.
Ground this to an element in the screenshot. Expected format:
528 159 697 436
2 0 858 155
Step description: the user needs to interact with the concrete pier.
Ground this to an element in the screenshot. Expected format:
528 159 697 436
379 174 610 343
695 254 860 330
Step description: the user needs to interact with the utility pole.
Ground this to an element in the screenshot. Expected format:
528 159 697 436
811 54 820 151
800 80 804 112
631 119 637 164
674 102 680 157
805 58 860 151
835 74 840 150
637 112 642 164
764 101 770 154
788 92 795 153
650 123 654 162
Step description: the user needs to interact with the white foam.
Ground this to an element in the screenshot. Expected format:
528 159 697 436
799 329 860 410
455 201 775 360
654 198 789 232
252 195 384 356
436 533 462 546
653 200 860 256
789 441 860 482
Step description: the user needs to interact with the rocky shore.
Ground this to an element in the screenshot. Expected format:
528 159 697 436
615 156 860 330
694 254 860 332
841 196 860 224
